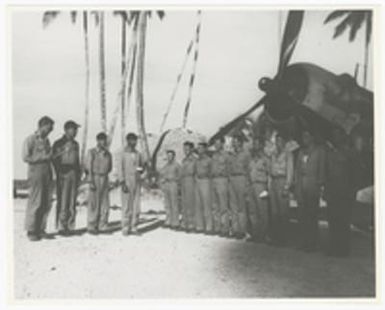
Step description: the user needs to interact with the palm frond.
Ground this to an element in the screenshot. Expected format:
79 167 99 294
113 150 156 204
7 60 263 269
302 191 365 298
333 14 352 39
156 10 165 20
324 10 349 24
70 11 78 24
42 11 61 28
348 12 365 41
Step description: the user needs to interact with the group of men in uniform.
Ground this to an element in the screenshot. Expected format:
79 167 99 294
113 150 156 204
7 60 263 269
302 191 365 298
22 116 145 241
22 116 365 258
159 128 362 257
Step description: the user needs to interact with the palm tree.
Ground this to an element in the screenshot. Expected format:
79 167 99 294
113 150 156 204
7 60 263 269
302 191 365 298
128 11 164 164
42 10 91 166
98 11 107 132
324 10 372 87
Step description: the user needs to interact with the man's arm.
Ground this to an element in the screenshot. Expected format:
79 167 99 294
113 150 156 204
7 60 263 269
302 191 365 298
286 151 294 188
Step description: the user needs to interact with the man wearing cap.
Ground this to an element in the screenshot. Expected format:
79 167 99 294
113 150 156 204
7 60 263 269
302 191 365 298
180 141 197 232
248 137 270 242
195 142 213 233
210 137 230 236
22 116 54 241
86 132 112 234
52 120 81 235
159 150 181 229
228 134 252 238
269 133 294 245
118 133 145 235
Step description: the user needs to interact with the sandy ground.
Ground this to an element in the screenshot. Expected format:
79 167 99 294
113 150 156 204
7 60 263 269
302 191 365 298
12 190 375 299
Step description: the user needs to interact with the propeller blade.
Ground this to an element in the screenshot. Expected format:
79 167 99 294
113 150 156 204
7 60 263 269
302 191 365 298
277 10 304 78
209 96 267 144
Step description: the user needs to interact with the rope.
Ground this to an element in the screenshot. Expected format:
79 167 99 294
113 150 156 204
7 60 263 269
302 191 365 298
99 11 107 132
182 10 202 128
159 39 194 133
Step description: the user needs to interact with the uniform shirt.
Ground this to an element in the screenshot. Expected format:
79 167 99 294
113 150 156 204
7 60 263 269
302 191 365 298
249 154 269 184
118 148 144 184
211 150 230 178
295 145 326 189
86 147 112 177
228 148 251 176
22 132 51 165
52 135 80 174
159 161 181 183
325 144 353 197
180 153 197 178
195 154 212 179
270 149 294 184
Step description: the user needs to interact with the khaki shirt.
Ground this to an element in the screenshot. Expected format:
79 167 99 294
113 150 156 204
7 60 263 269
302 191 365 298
211 150 230 178
159 161 181 183
270 149 294 185
22 132 51 165
249 155 269 184
181 154 197 178
228 148 251 176
195 155 212 179
118 148 144 186
86 147 112 177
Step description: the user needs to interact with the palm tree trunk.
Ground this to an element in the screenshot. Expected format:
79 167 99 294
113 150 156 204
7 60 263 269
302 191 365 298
99 11 107 132
135 12 151 164
80 11 90 166
120 18 127 146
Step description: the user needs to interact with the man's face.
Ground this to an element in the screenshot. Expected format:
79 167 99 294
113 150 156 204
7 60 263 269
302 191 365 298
166 152 175 163
353 136 365 152
97 138 107 149
127 138 137 148
232 138 242 150
214 139 223 151
197 144 206 155
302 131 313 147
66 127 78 139
275 136 284 150
40 123 54 137
183 144 192 155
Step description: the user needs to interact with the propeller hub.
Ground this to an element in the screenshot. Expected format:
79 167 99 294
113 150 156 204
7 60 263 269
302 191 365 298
258 77 273 93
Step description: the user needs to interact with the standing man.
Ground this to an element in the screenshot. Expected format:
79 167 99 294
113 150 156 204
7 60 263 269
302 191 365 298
52 120 81 236
118 133 145 236
248 137 270 242
195 142 213 234
211 137 230 236
86 132 112 235
324 127 354 257
159 150 181 229
228 134 251 239
22 116 54 241
180 141 197 232
269 133 294 245
294 130 326 252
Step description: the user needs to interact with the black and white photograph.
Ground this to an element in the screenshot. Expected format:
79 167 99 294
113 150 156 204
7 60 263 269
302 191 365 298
2 1 381 304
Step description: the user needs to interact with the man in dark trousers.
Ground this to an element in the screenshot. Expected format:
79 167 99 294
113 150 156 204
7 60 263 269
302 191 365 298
22 116 54 241
325 127 355 257
86 132 112 234
52 120 81 236
294 130 326 252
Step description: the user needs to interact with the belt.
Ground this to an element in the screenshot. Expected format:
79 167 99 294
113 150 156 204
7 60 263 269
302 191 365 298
230 173 246 177
196 176 209 180
251 180 267 184
92 172 109 176
271 175 286 179
212 175 227 179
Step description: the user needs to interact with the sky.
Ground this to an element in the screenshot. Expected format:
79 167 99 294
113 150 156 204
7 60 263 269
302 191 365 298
12 8 373 179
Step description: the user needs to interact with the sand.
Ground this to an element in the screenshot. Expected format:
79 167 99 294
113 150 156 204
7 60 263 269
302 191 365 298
12 191 375 299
